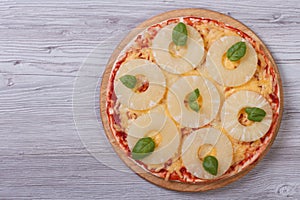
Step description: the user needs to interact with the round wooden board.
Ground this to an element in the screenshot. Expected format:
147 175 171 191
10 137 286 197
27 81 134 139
100 8 283 192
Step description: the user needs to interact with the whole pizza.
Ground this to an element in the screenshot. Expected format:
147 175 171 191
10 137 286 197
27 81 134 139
100 9 283 191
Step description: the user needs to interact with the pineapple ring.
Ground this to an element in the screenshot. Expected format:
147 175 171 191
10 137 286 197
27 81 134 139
182 128 233 179
205 36 258 87
221 90 273 142
114 59 166 110
152 23 205 74
127 111 180 165
167 76 220 128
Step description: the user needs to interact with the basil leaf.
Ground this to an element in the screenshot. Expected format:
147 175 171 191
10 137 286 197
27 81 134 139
188 88 200 102
203 156 218 176
226 41 246 61
245 107 266 122
187 88 200 112
132 137 155 160
172 22 188 46
189 101 200 112
120 75 137 89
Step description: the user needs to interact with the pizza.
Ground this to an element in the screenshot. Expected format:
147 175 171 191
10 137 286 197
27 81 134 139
101 9 282 190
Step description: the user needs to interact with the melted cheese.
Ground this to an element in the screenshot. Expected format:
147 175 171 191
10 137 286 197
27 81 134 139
165 159 183 181
195 22 238 49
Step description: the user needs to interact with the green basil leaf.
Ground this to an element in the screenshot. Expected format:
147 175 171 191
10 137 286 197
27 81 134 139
119 75 137 89
226 41 246 61
132 137 155 160
187 88 200 112
188 88 200 102
189 101 200 112
203 156 218 176
172 22 188 46
245 107 266 122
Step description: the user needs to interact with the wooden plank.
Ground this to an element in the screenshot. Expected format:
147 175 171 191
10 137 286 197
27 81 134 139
0 0 299 199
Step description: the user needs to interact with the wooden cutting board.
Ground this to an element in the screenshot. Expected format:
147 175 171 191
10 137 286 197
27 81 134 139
100 8 283 192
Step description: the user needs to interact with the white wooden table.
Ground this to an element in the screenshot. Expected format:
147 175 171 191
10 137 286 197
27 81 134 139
0 0 299 199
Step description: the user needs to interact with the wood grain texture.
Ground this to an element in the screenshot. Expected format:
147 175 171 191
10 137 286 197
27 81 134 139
0 0 299 199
